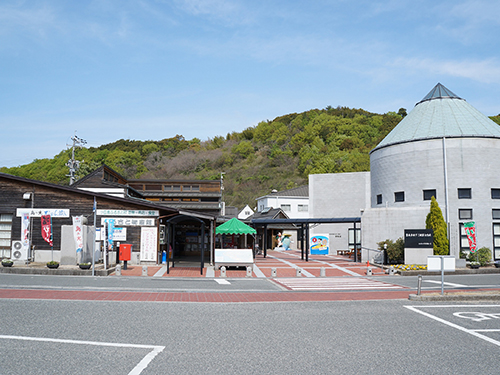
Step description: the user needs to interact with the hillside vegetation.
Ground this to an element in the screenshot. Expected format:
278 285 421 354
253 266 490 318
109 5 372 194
5 108 498 208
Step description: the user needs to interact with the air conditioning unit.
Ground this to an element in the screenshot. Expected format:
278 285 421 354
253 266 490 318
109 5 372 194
11 241 27 261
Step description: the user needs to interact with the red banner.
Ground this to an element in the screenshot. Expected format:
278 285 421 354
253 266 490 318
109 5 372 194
464 221 476 253
41 215 53 247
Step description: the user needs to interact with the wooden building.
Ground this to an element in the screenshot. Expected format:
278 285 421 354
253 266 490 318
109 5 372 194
0 172 214 267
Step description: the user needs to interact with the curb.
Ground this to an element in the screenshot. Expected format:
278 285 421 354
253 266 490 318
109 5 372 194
400 268 500 276
0 266 115 276
409 292 500 301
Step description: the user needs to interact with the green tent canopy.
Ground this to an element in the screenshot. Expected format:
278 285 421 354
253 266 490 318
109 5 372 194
215 217 256 235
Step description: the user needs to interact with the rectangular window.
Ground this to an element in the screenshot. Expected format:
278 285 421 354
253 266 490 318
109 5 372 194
493 224 500 260
376 194 382 205
492 189 500 199
394 191 405 202
458 188 472 199
191 185 200 192
348 228 361 250
280 204 291 212
423 189 437 201
459 209 473 220
493 209 500 220
459 223 470 253
298 205 308 212
0 213 13 258
163 185 173 191
172 185 181 191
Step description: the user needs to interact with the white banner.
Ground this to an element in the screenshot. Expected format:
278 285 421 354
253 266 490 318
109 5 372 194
140 227 157 261
21 213 30 250
17 208 69 218
72 216 84 253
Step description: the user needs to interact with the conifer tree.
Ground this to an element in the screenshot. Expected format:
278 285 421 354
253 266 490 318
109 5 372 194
425 196 449 255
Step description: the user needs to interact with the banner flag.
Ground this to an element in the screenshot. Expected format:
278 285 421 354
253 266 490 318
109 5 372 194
21 213 30 249
464 221 477 253
72 216 84 253
41 215 53 247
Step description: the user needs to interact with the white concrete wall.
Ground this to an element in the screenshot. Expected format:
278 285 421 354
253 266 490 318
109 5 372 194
309 172 370 253
256 196 309 218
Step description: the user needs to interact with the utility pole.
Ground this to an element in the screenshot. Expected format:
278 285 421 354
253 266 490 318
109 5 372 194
66 131 87 185
220 172 225 216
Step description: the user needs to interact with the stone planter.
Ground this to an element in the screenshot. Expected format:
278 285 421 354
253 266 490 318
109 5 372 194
470 264 480 269
2 262 13 267
79 263 91 270
47 263 59 269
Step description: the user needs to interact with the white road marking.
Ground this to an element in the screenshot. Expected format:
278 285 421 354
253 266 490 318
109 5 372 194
252 264 266 278
215 279 231 285
274 251 361 276
274 277 404 291
0 334 164 375
405 305 500 348
267 256 315 277
424 280 467 287
153 266 168 277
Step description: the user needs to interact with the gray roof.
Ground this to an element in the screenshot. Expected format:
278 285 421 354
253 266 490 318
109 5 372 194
259 185 309 199
372 83 500 152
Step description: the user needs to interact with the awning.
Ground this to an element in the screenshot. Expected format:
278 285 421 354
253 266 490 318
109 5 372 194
216 217 257 235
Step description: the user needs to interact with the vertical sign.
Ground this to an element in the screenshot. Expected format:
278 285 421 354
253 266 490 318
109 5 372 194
464 221 477 253
41 215 53 247
72 216 84 254
141 227 157 261
21 213 30 249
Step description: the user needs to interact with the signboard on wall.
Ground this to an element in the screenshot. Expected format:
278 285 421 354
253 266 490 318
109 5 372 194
404 229 433 248
310 234 329 255
97 209 158 216
140 227 157 261
17 208 69 218
100 218 155 226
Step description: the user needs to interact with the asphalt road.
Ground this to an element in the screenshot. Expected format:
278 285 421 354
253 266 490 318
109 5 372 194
1 298 499 374
0 272 499 293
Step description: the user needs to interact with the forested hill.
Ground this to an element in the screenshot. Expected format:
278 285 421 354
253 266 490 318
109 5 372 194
2 107 499 208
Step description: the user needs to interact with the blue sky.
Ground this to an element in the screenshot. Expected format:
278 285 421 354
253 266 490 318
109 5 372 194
1 0 500 168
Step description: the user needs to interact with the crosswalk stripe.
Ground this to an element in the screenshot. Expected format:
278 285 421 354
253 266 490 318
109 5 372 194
273 277 404 291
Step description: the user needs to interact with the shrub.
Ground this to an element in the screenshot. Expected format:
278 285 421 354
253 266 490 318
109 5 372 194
378 238 404 264
467 247 492 267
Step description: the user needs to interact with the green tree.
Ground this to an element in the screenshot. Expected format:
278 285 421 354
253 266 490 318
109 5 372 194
378 238 404 264
425 196 449 255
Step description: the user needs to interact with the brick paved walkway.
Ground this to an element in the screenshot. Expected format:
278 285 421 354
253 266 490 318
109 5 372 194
114 250 387 278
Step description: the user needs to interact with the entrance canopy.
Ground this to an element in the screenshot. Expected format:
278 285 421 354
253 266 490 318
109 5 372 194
251 217 362 262
216 217 256 235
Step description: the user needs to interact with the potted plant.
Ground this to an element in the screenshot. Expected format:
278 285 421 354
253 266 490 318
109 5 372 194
46 261 59 269
469 261 480 269
79 262 91 270
1 259 13 267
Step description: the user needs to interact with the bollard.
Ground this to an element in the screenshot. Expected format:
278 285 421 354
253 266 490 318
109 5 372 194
320 267 326 277
366 267 372 276
296 268 302 277
389 267 395 275
142 265 148 276
115 264 121 276
271 268 277 278
220 266 226 277
417 274 422 295
246 266 252 277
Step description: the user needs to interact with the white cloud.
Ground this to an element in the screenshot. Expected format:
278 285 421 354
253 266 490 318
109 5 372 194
392 57 500 84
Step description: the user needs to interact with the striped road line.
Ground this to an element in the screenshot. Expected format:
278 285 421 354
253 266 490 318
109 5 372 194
273 277 405 291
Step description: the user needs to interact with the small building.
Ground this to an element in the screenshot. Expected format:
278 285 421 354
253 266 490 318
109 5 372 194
256 186 309 219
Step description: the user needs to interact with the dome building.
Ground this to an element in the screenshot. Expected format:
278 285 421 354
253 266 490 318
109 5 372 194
311 83 500 262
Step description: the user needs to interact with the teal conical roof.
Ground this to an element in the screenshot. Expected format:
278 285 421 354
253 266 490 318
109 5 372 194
372 83 500 152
